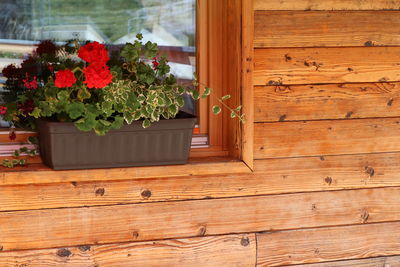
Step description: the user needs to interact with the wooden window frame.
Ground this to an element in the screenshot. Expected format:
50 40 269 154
191 0 246 160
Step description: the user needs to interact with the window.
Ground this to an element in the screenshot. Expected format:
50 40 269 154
0 0 243 159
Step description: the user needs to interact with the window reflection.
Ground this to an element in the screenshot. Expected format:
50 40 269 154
0 0 196 117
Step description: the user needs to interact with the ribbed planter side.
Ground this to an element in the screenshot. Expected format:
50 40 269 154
37 116 196 170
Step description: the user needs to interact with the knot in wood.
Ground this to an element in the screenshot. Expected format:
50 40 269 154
365 166 375 177
361 210 369 223
95 188 105 196
198 225 207 236
324 177 333 185
132 231 139 239
240 237 250 247
141 189 152 199
78 245 91 252
57 248 72 257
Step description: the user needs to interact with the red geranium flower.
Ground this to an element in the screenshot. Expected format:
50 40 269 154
0 106 7 115
83 64 113 89
152 57 159 69
18 99 35 116
9 130 16 141
2 64 19 78
36 40 57 56
55 70 77 88
22 73 38 90
78 41 109 64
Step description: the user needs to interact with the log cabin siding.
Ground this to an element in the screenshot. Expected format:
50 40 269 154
2 1 400 266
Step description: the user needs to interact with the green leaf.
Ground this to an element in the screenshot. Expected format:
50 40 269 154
121 43 139 62
201 87 211 98
168 105 178 116
99 119 112 127
176 96 185 107
77 87 91 101
136 33 143 40
111 116 124 129
124 112 134 124
192 90 200 100
212 105 222 115
221 94 231 101
142 119 151 128
66 102 85 120
235 105 242 111
144 41 158 58
30 107 42 119
75 113 96 132
230 111 237 118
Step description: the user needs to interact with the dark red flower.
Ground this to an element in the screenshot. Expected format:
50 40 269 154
78 41 109 64
18 99 35 115
48 64 54 72
2 64 20 78
36 40 57 56
9 130 16 141
55 70 76 88
152 57 159 69
83 64 113 89
0 106 7 115
22 73 38 90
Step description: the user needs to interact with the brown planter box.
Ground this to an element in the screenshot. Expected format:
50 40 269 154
37 114 196 170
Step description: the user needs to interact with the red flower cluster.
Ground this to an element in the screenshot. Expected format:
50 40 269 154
55 70 77 88
2 64 19 78
35 40 58 56
83 64 113 89
18 99 34 116
0 106 7 115
9 130 16 141
78 41 109 65
78 42 113 89
152 57 159 69
22 73 38 90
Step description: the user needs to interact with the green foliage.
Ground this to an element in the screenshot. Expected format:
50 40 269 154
2 36 245 137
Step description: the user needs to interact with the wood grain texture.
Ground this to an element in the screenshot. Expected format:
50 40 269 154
254 0 400 10
254 82 400 122
0 234 256 267
5 152 400 211
255 118 400 158
254 11 400 47
241 0 255 168
253 47 400 85
257 222 400 266
290 255 400 266
3 187 400 251
0 157 250 186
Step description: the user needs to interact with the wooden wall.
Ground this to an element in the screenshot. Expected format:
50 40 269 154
2 1 400 266
252 0 400 266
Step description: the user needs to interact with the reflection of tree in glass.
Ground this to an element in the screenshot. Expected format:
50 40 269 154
33 0 143 42
0 1 32 40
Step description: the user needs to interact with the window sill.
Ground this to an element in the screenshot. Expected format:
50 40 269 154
0 156 252 186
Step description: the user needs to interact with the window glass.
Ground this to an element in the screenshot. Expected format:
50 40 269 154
0 0 196 126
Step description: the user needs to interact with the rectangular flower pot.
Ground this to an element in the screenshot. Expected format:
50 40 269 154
37 114 196 170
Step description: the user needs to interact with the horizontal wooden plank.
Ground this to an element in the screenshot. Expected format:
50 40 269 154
254 83 400 122
3 187 400 251
290 255 400 266
257 222 400 266
0 234 256 267
0 157 250 186
254 0 400 10
255 11 400 48
253 47 400 85
255 117 400 158
6 152 400 211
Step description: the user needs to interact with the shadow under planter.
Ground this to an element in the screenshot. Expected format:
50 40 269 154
37 113 196 170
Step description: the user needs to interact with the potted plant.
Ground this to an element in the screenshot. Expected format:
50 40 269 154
0 35 244 170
